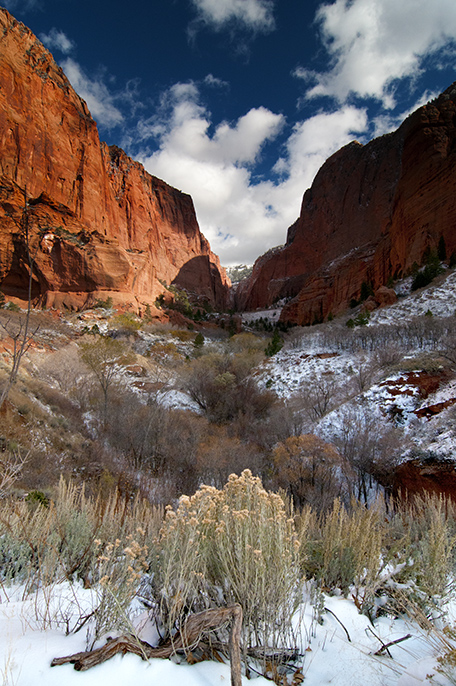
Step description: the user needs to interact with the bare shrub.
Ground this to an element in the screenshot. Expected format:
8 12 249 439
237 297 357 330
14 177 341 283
79 336 133 426
272 434 351 511
327 404 406 501
0 448 27 498
239 397 305 452
182 352 274 423
374 343 404 372
352 357 378 392
35 343 89 406
299 375 344 423
195 425 263 489
227 332 265 355
105 391 169 473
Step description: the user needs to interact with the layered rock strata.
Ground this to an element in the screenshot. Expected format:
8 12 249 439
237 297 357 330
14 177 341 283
0 9 229 312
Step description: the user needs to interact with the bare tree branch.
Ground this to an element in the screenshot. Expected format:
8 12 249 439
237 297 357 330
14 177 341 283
0 187 39 409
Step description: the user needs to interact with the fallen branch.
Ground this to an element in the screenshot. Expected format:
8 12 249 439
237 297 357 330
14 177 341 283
373 633 412 656
52 604 243 686
367 625 412 657
324 607 351 642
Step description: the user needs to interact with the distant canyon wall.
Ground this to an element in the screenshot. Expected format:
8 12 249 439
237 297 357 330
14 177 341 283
236 83 456 324
0 8 229 312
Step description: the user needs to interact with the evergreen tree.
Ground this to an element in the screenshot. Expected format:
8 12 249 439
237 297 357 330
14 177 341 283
265 329 283 357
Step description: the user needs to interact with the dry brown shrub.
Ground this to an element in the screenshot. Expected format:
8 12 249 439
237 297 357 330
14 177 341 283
272 434 352 511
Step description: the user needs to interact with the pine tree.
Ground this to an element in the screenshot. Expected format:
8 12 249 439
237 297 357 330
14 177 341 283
265 329 283 357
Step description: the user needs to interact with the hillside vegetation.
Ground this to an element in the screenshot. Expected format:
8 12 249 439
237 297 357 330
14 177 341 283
2 264 456 683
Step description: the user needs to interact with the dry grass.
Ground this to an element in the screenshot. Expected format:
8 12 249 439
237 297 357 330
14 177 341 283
0 478 163 590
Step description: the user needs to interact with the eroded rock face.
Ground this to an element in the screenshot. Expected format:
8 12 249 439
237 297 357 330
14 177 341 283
0 9 229 311
393 458 456 501
237 84 456 324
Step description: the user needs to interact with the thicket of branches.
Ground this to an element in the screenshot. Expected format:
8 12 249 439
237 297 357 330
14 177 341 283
2 304 455 508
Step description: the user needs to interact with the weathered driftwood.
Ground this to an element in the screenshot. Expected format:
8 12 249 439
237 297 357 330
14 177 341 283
52 604 243 686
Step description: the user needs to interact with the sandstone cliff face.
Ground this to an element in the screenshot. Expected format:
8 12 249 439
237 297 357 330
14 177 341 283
237 84 456 324
0 9 229 312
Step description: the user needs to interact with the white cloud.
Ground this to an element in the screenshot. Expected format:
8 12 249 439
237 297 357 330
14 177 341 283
278 107 368 179
40 28 75 55
61 58 124 129
299 0 456 106
203 73 229 88
139 83 367 265
190 0 275 32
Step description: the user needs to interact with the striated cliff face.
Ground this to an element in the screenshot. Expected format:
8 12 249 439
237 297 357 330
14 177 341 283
0 8 229 312
236 83 456 324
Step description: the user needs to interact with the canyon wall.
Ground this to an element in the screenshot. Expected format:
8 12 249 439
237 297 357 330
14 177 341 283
236 84 456 324
0 8 229 312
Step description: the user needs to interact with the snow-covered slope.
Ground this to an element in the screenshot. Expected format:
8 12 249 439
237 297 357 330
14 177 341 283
255 269 456 462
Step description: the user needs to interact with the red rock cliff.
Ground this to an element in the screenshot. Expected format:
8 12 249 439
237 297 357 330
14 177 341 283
236 83 456 324
0 8 229 311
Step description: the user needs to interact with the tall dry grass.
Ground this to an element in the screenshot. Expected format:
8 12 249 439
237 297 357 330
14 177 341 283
0 477 162 594
2 473 456 680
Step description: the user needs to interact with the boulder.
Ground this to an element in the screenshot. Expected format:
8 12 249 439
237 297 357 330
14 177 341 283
375 286 397 307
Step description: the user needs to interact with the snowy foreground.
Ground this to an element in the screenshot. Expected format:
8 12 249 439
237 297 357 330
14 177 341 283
0 582 453 686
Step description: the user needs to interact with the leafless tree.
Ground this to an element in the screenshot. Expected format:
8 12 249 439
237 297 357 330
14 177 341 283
0 188 39 409
272 433 352 512
0 448 28 498
300 375 341 422
79 336 132 427
352 357 378 393
327 404 407 502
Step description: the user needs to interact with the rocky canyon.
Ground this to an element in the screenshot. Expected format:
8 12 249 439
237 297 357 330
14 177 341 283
236 83 456 325
2 7 456 325
0 8 230 313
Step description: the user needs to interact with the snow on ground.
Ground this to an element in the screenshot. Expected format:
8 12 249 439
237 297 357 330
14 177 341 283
158 388 202 413
256 348 355 399
250 268 456 459
242 308 282 323
0 582 452 686
258 342 456 457
370 270 456 325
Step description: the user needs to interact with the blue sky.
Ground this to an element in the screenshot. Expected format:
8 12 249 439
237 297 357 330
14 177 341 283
3 0 456 266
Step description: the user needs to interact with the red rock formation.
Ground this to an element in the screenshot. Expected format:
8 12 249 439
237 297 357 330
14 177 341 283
0 9 229 312
237 84 456 324
393 458 456 501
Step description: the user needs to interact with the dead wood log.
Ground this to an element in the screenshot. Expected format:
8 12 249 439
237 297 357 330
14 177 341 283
52 604 243 686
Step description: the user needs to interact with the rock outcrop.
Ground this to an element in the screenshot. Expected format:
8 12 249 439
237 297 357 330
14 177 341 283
0 9 229 312
236 84 456 324
393 457 456 502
